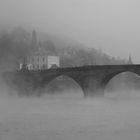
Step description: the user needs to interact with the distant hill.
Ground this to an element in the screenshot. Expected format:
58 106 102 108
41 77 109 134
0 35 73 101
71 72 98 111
0 27 127 71
36 31 127 67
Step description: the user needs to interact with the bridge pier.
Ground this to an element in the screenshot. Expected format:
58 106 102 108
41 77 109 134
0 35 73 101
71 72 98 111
83 87 104 97
78 76 104 97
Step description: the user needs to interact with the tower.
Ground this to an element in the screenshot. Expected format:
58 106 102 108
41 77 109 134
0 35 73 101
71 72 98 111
31 30 37 49
128 55 133 64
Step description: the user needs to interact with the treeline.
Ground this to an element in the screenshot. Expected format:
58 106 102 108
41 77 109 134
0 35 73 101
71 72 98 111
0 27 31 71
0 26 127 71
57 46 126 67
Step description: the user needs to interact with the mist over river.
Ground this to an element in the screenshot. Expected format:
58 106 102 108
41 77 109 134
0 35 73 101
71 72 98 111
0 90 140 140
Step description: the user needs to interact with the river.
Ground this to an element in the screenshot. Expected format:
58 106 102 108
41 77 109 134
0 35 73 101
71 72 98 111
0 91 140 140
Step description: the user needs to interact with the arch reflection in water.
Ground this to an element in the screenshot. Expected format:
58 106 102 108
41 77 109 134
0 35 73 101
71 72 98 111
104 72 140 98
43 75 83 98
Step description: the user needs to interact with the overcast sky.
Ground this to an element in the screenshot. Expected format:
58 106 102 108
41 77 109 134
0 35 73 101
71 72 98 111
0 0 140 63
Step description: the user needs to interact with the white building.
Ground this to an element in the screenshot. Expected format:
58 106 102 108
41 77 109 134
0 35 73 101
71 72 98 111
24 48 60 70
48 56 60 69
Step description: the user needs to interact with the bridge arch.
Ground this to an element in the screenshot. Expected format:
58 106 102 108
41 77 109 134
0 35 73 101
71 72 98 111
101 70 140 90
42 74 84 96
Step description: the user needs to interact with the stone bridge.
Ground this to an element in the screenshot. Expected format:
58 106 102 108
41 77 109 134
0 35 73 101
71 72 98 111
3 65 140 97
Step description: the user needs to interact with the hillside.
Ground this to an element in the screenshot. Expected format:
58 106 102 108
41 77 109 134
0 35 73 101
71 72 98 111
0 27 127 71
37 30 127 67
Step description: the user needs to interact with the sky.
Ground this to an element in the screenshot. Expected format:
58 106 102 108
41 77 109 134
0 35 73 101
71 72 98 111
0 0 140 63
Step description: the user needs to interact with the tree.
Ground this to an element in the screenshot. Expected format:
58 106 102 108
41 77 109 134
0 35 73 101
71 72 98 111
42 40 56 54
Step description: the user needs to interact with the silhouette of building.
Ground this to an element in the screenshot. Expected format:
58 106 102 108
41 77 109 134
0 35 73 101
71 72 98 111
31 30 38 50
123 55 135 90
128 55 133 64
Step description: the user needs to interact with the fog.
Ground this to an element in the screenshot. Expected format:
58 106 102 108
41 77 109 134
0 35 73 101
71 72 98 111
0 89 140 140
0 0 140 62
0 64 139 140
0 74 140 140
0 0 140 139
0 71 140 140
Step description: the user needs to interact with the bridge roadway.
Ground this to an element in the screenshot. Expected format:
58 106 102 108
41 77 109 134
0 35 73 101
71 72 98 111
3 64 140 97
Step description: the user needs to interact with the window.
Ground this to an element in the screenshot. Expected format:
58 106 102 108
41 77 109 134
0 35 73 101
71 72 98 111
37 57 39 62
42 64 46 69
37 64 39 69
32 64 34 69
32 57 34 62
42 57 45 62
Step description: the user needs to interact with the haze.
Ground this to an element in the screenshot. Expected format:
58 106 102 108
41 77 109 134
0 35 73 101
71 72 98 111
0 90 140 140
0 0 140 62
